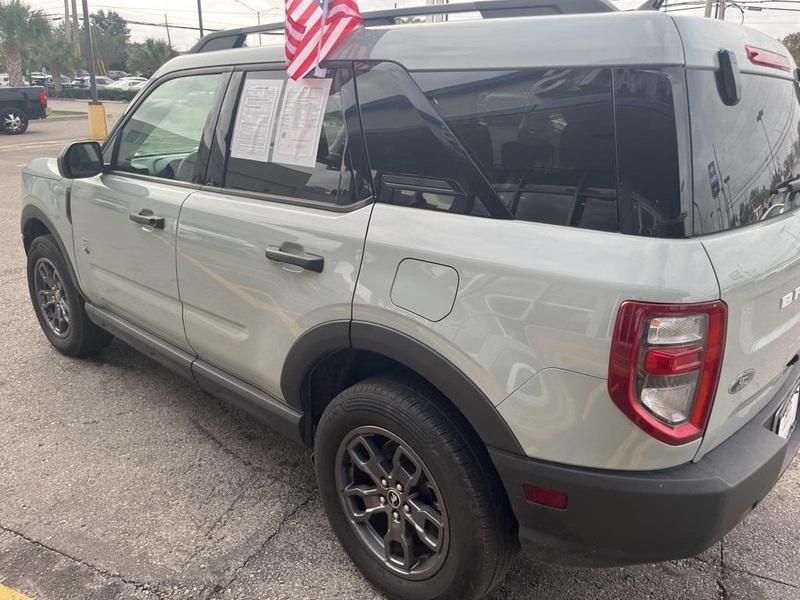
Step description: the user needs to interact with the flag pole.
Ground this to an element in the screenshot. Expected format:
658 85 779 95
314 0 330 77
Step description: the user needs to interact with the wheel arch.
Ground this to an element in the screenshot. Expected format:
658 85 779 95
21 205 82 297
281 320 524 455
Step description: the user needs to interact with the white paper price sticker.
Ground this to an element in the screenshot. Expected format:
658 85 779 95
272 77 333 169
230 78 285 162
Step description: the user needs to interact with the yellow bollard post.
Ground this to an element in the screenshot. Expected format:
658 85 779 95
87 101 108 140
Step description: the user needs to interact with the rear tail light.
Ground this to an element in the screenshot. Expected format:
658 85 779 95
608 301 727 445
39 88 48 108
745 45 791 72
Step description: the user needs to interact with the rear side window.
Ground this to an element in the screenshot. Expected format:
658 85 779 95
690 71 800 234
223 67 371 207
413 68 619 232
614 68 686 238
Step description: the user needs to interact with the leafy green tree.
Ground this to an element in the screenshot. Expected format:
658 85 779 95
0 0 49 86
82 10 130 73
127 39 175 76
783 32 800 66
34 26 78 93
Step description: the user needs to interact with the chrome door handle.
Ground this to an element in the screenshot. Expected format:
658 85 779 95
265 243 324 273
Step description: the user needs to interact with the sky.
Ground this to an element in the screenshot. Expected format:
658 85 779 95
23 0 800 52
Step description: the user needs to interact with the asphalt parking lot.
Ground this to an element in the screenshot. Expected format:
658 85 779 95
0 116 798 600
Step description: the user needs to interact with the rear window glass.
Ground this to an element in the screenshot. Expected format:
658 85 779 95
690 72 800 234
413 68 619 232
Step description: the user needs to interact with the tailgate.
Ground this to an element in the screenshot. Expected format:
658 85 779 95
700 218 800 457
682 29 800 457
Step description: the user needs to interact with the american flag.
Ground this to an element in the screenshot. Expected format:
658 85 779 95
285 0 362 80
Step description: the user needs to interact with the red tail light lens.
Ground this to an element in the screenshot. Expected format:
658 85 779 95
745 45 791 72
608 301 727 445
39 88 48 108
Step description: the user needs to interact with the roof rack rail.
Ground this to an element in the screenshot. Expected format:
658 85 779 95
190 0 618 54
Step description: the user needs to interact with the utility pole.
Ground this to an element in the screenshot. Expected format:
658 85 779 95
64 0 71 42
81 0 107 140
81 0 97 102
197 0 205 38
704 0 714 17
71 0 80 55
165 13 172 48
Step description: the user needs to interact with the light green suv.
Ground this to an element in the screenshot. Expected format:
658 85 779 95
20 2 800 599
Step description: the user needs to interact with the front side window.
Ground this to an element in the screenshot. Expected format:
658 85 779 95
114 73 223 182
223 67 371 206
413 68 619 232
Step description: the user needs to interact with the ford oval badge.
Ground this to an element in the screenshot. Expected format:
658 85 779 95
729 369 755 394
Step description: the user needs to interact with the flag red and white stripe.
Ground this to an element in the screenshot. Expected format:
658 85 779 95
285 0 362 80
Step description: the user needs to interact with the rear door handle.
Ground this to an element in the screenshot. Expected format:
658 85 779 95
129 209 165 229
265 243 324 273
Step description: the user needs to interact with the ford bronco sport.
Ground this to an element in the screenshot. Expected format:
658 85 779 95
19 1 800 598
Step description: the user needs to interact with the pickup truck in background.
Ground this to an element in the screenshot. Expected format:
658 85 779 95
0 86 48 134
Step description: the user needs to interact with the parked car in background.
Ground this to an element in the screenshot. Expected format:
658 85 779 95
108 70 129 80
29 73 50 87
0 86 47 134
0 74 30 87
108 77 148 90
71 76 114 89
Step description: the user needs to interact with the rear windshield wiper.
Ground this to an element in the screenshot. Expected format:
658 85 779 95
772 175 800 195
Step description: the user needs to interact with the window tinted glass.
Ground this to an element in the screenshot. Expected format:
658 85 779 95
690 71 800 234
355 62 508 219
414 68 618 232
115 73 222 182
614 68 685 237
224 68 370 206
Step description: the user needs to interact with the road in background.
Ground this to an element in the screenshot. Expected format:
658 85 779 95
0 118 798 600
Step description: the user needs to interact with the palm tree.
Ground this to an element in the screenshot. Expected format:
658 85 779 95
0 0 50 86
127 39 176 77
33 26 78 94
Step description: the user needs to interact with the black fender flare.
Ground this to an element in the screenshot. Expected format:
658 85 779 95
281 320 524 455
20 204 83 297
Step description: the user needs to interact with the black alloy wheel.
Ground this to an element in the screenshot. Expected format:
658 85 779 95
336 425 449 579
33 257 71 337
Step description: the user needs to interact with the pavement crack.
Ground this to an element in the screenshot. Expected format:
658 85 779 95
182 473 260 569
203 475 257 538
701 537 800 591
0 522 168 599
189 418 263 472
209 489 317 599
722 564 799 590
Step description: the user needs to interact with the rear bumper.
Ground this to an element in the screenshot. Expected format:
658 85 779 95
490 373 800 566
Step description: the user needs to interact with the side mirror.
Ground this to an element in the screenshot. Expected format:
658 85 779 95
57 140 103 179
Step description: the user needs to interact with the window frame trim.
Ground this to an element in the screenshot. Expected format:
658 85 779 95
204 60 375 214
102 65 234 186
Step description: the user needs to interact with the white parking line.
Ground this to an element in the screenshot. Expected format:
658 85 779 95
0 140 69 153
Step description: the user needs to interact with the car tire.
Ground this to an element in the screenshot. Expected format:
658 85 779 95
26 235 112 356
315 374 517 600
1 107 29 135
